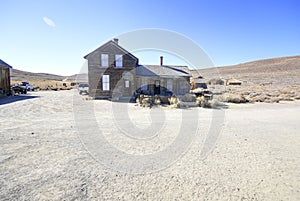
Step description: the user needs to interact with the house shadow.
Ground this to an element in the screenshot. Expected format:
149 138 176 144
0 95 40 105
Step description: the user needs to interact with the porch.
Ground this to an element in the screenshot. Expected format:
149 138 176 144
135 76 190 96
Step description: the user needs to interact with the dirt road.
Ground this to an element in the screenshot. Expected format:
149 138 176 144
0 90 299 200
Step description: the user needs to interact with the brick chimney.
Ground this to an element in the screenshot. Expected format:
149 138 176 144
113 38 119 44
160 56 163 66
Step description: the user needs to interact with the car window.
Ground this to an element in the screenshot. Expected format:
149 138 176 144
79 84 88 87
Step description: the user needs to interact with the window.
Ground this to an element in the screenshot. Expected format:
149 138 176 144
155 80 160 87
141 78 148 91
102 75 110 91
115 54 123 68
101 54 108 67
167 79 173 91
125 80 130 88
179 80 188 94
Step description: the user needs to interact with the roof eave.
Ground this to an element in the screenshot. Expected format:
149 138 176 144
83 40 138 61
0 59 13 68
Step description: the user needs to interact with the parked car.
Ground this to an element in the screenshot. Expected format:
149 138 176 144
195 82 208 89
11 85 27 94
20 82 35 91
78 83 89 95
134 84 173 97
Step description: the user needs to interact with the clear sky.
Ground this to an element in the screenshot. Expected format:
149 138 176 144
1 0 299 75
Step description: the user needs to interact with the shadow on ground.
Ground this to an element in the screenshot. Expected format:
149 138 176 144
0 95 40 105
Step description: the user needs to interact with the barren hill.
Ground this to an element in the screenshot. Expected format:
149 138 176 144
10 69 88 90
192 55 300 85
11 69 65 82
190 55 300 103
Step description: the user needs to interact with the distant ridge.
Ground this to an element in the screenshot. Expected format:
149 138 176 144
11 69 65 81
191 55 300 83
216 55 300 73
11 69 88 83
11 55 300 84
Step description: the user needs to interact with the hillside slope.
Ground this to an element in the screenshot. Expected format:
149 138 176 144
11 69 65 81
192 55 300 85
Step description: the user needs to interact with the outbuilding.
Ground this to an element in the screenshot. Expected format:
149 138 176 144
0 59 12 96
227 78 243 85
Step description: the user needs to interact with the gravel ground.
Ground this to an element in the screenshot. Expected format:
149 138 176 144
0 90 299 200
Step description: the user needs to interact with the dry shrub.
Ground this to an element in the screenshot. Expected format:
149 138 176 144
154 96 161 105
136 97 141 104
249 92 261 98
141 97 152 107
168 96 179 105
222 93 247 103
278 96 293 101
179 101 198 108
280 90 292 95
210 99 221 108
168 96 180 108
196 96 211 108
83 96 94 101
249 94 268 102
264 97 280 103
180 93 196 102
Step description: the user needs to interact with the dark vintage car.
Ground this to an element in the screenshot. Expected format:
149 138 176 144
11 85 27 94
195 82 208 89
133 84 173 98
20 82 35 91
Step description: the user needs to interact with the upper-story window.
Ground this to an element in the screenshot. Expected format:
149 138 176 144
115 54 123 68
101 54 108 67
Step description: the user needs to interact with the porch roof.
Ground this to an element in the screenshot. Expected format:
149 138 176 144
136 65 190 78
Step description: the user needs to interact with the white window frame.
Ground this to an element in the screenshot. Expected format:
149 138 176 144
115 54 123 68
125 80 130 88
101 54 108 67
167 79 173 91
102 75 110 91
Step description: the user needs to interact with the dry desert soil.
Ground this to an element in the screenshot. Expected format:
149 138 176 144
0 90 299 200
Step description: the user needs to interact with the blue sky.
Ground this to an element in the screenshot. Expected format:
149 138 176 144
0 0 299 75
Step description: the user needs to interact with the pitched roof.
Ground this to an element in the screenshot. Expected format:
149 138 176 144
227 78 243 84
136 65 191 78
83 40 138 61
0 59 12 68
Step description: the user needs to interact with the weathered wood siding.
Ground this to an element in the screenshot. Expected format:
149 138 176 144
86 42 138 98
0 66 11 96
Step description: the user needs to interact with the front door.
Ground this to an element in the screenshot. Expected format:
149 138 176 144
154 80 160 95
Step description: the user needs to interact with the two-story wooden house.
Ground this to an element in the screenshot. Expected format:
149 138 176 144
84 39 191 99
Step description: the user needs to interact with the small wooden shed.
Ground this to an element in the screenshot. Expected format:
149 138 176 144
227 78 242 85
0 59 12 96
